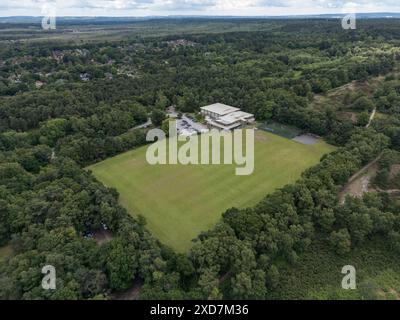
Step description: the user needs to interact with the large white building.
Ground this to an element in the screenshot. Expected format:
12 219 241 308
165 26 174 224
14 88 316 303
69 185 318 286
200 103 255 130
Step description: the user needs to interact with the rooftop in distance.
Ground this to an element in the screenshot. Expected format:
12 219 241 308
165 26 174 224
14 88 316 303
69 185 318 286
201 102 255 130
218 110 255 125
200 103 240 116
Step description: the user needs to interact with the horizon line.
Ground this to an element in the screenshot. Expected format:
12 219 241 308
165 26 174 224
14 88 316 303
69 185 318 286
2 12 400 19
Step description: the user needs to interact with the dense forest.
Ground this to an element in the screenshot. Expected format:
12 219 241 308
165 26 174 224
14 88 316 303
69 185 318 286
0 18 400 299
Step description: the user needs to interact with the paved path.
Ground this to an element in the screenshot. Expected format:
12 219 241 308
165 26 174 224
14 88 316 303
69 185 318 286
130 118 152 131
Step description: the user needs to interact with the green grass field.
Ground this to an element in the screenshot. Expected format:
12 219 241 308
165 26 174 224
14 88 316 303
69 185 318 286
88 130 334 252
258 121 302 139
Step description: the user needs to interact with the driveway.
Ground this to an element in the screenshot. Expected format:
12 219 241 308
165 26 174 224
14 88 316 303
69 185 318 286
130 118 152 131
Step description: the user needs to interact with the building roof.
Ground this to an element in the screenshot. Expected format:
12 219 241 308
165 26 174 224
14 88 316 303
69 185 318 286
200 103 240 116
216 111 254 125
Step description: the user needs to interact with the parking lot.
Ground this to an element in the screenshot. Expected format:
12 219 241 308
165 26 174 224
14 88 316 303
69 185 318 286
177 115 209 136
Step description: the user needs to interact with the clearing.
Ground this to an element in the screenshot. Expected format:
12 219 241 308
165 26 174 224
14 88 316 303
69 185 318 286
0 245 13 261
339 158 380 204
88 130 334 252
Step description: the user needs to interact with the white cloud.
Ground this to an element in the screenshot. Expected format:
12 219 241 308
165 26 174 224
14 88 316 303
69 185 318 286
0 0 400 16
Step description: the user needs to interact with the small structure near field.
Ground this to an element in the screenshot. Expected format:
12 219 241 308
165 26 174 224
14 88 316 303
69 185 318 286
201 103 255 130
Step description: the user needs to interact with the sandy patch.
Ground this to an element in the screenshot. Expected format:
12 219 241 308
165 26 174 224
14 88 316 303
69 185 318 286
93 230 113 245
110 280 143 300
390 164 400 180
339 162 378 204
255 131 268 142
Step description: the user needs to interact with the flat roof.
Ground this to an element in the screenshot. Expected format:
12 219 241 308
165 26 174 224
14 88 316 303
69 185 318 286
216 111 254 125
200 103 240 116
207 118 242 130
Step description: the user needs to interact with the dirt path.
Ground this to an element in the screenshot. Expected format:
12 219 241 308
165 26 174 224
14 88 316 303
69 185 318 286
110 280 143 300
129 118 152 131
50 148 56 161
366 108 377 128
219 271 232 285
93 229 113 245
375 187 400 196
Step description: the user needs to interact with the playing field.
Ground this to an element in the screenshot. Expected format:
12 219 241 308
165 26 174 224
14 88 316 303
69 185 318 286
88 130 334 252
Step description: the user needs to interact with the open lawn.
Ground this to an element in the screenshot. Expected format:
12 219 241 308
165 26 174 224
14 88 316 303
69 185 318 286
88 130 334 252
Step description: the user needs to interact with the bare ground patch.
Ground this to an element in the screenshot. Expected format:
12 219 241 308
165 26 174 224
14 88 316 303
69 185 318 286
339 162 379 204
374 164 400 196
311 76 384 112
337 111 358 123
390 164 400 180
255 130 269 142
110 279 143 300
0 244 13 260
93 230 113 245
387 288 400 300
377 288 400 300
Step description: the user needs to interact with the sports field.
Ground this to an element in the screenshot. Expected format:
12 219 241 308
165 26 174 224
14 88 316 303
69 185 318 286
88 130 334 252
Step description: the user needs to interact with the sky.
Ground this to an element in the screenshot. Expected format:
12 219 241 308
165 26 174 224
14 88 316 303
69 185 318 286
1 0 400 17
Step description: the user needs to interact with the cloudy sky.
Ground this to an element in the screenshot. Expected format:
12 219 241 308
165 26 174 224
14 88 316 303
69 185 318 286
1 0 400 17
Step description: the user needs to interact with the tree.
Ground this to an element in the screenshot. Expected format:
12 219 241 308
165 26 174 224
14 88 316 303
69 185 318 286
161 118 173 136
357 111 370 127
374 168 390 189
151 109 166 127
359 280 379 300
155 92 169 110
255 101 275 121
174 253 195 286
352 96 375 112
197 268 219 299
316 208 336 232
389 231 400 254
330 229 351 255
266 265 280 290
104 239 138 291
231 272 252 299
231 270 266 299
347 212 373 243
39 118 69 147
